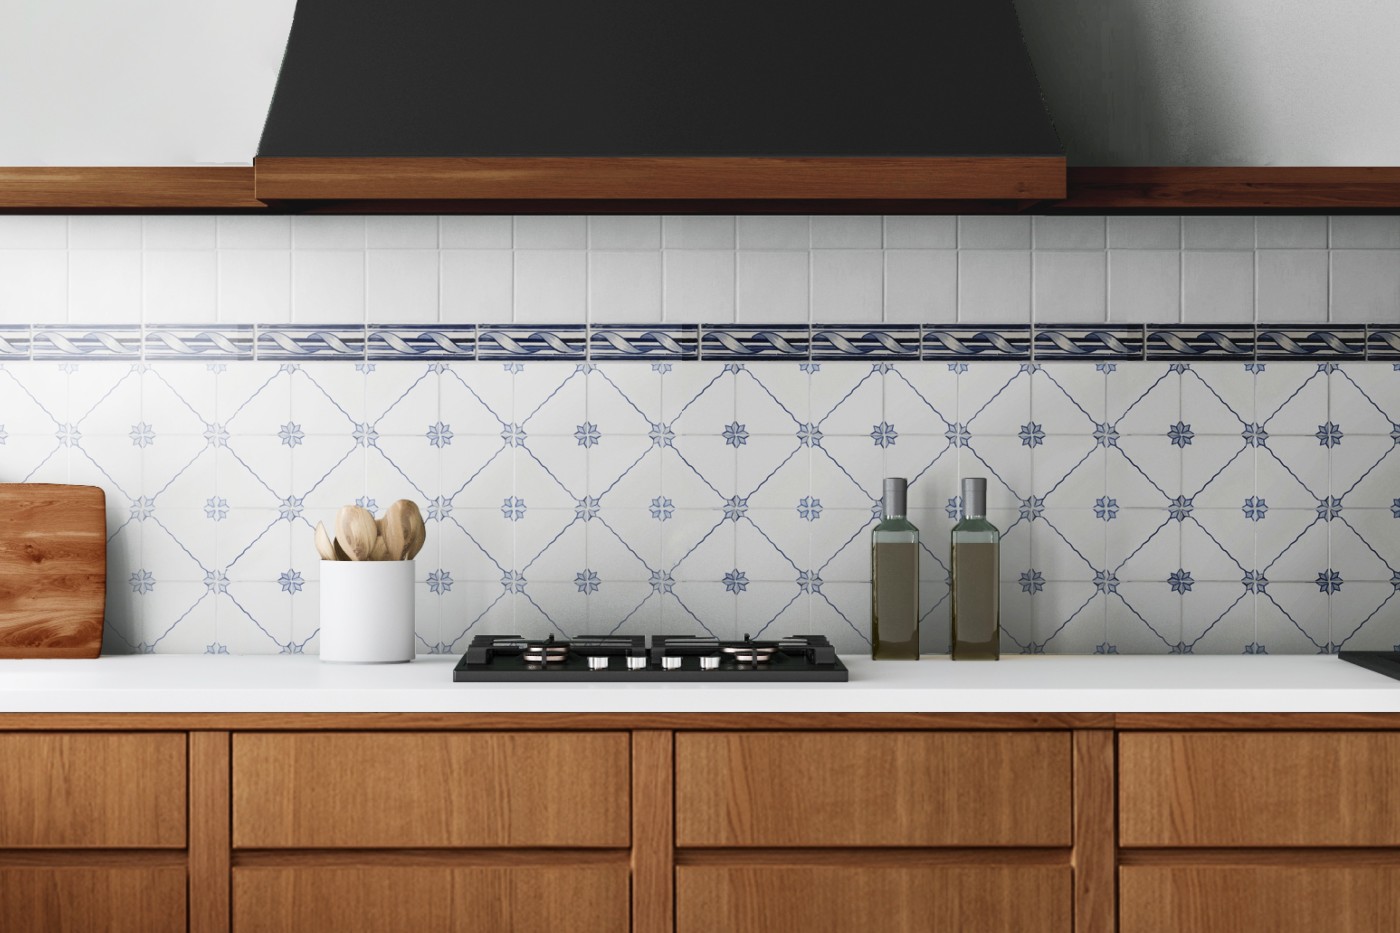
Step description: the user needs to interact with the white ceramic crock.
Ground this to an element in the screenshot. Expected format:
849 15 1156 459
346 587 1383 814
318 559 415 663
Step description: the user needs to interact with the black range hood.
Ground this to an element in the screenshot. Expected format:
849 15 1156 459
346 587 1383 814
255 0 1063 202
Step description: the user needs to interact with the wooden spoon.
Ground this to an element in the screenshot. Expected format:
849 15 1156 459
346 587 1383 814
313 522 336 561
369 534 390 561
383 500 416 561
335 505 379 561
404 502 427 560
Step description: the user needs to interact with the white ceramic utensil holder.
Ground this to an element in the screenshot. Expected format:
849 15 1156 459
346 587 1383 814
318 559 415 663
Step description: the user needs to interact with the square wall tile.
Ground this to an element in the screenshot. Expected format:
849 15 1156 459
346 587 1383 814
0 215 67 249
144 216 217 250
588 216 661 249
1182 251 1253 323
737 216 809 249
68 216 142 249
958 215 1031 249
664 251 735 323
1256 216 1327 249
811 216 882 248
365 215 438 249
441 250 513 322
1109 251 1179 324
1108 216 1180 250
1034 251 1106 322
1256 250 1328 323
884 250 956 324
440 216 513 249
958 251 1030 323
145 251 217 323
884 216 956 249
514 215 587 249
589 251 662 322
737 251 808 323
218 251 291 324
0 250 66 323
1033 216 1105 250
1183 216 1255 249
514 250 586 322
811 250 883 322
1331 216 1400 249
367 250 438 322
1331 251 1400 323
662 216 734 249
217 216 291 249
69 251 141 323
291 215 365 249
293 251 366 322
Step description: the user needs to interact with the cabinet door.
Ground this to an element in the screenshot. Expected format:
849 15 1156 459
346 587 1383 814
234 864 629 933
1121 865 1400 933
233 732 629 848
0 867 185 933
678 864 1071 933
676 731 1071 846
1120 732 1400 846
0 733 186 847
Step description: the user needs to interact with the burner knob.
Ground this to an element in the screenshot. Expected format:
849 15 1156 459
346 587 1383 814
626 655 648 671
587 655 610 671
699 655 720 671
661 655 683 671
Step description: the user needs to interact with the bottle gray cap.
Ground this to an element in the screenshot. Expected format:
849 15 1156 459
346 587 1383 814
882 477 907 518
962 477 987 518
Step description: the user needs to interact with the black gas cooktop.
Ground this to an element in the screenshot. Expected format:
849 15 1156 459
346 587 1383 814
453 634 849 683
1339 651 1400 681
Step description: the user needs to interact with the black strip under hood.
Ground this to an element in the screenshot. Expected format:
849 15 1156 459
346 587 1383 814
258 0 1060 160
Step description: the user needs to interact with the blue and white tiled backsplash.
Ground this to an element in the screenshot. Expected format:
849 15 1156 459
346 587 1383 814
1 213 1399 656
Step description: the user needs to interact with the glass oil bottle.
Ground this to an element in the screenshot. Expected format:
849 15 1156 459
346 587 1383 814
871 477 920 659
951 477 1000 660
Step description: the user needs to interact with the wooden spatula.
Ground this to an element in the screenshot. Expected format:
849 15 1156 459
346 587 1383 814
335 505 379 561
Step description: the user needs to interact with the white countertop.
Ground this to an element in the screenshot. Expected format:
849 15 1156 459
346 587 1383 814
0 654 1398 713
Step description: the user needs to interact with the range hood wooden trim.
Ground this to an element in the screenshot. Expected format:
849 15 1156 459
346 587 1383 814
253 157 1068 201
0 167 262 210
5 165 1400 211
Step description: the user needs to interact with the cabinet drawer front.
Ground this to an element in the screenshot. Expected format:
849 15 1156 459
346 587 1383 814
1122 865 1400 933
1120 732 1400 846
234 865 629 933
233 732 630 848
0 867 185 933
676 731 1071 846
679 864 1071 933
0 733 186 847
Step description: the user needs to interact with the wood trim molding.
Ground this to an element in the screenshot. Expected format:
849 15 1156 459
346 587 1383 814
1072 730 1116 933
631 731 674 933
254 156 1067 201
0 167 261 210
188 732 231 933
1060 166 1400 210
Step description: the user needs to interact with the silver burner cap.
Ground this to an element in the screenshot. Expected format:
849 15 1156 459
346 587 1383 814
699 655 720 671
626 655 648 671
587 655 610 671
661 655 683 671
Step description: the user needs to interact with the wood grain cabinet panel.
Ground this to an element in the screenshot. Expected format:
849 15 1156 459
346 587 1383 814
233 865 629 933
1121 865 1400 933
0 733 185 847
675 731 1071 847
1120 732 1400 847
678 864 1071 933
233 732 630 848
0 867 186 933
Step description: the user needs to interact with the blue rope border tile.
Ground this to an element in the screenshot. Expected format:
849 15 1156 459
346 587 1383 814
255 325 366 361
589 325 698 360
367 324 476 360
1145 326 1254 360
32 325 142 360
700 325 809 360
811 325 919 360
145 325 254 360
1033 325 1145 360
1255 325 1366 360
921 325 1031 360
477 325 587 360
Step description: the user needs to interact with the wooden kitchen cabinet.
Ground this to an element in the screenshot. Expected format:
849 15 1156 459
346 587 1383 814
0 866 187 933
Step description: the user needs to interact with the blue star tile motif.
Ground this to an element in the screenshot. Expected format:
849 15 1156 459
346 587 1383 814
1093 423 1120 448
1242 497 1268 521
1093 569 1120 594
1019 496 1044 521
1095 643 1119 654
1242 571 1268 594
1019 569 1045 594
427 496 452 521
204 570 229 594
129 569 155 594
723 569 749 594
797 423 823 447
501 423 526 446
501 497 527 521
1168 569 1194 593
277 496 304 521
797 496 823 521
129 422 155 447
57 424 81 447
650 496 674 521
1391 571 1400 593
944 423 971 447
1315 570 1343 594
130 497 156 521
722 496 749 521
356 496 378 513
948 362 969 374
722 422 749 448
1096 362 1118 374
574 496 601 521
648 422 675 447
1168 496 1193 521
1316 497 1343 521
203 422 229 447
204 497 228 521
1245 643 1268 654
427 569 453 594
651 362 672 374
1393 498 1400 519
1315 422 1344 447
649 569 675 594
797 570 823 594
947 496 965 519
1242 423 1268 447
1094 496 1119 521
278 422 305 448
426 421 454 448
1018 422 1045 448
279 570 304 594
871 422 899 448
574 422 600 448
575 569 600 594
501 570 526 593
1167 422 1194 447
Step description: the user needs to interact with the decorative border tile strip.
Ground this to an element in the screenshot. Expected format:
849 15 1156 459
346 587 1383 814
145 325 253 360
1367 327 1400 360
0 324 30 358
1255 326 1366 360
477 325 586 359
589 325 698 360
366 325 476 360
811 325 919 360
32 325 142 360
255 325 365 360
1033 325 1145 360
700 325 809 360
1145 326 1254 360
921 326 1031 360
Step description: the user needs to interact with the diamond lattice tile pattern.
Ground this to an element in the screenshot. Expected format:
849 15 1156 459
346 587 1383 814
3 359 1398 656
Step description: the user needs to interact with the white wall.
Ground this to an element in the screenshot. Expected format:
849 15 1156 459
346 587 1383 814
0 0 1398 166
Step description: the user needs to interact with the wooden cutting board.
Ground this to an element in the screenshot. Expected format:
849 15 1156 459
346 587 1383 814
0 484 106 658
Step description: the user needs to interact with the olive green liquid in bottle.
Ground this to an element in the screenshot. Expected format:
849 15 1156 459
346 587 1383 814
951 477 1000 660
872 477 920 660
